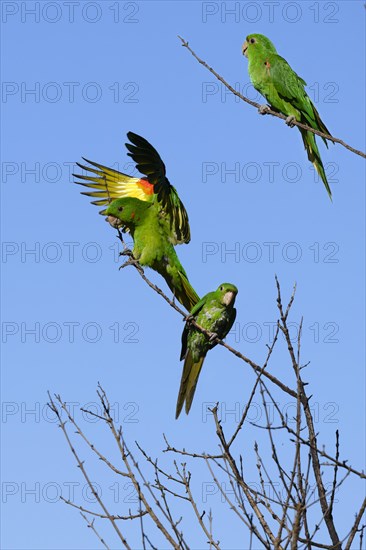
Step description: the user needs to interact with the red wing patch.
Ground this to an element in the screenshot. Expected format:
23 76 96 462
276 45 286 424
137 178 154 195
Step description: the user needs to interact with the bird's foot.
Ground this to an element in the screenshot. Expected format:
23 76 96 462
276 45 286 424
119 248 133 257
209 332 219 343
258 104 271 115
119 257 144 273
184 314 194 324
285 115 296 127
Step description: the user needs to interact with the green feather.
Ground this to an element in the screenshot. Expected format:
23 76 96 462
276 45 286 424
105 197 199 312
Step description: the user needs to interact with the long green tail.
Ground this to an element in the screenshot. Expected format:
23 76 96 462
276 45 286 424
175 352 204 418
300 128 332 200
160 262 200 312
175 271 200 312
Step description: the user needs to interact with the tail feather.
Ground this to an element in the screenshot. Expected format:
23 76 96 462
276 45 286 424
176 352 204 419
177 271 200 312
162 266 200 312
300 129 332 200
310 103 332 148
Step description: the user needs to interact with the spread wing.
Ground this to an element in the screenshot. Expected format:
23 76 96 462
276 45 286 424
73 159 153 215
126 132 190 244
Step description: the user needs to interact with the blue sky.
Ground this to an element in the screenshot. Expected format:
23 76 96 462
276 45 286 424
1 1 365 548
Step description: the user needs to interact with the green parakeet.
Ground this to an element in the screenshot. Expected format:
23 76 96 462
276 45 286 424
105 197 199 312
242 34 333 198
74 132 199 311
74 131 190 242
176 283 238 418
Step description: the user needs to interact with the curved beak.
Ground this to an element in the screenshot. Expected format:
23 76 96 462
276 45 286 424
223 290 236 306
242 40 248 57
105 215 123 229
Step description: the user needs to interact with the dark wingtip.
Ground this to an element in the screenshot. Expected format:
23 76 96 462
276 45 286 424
126 131 144 147
74 161 88 171
81 157 94 164
126 131 138 141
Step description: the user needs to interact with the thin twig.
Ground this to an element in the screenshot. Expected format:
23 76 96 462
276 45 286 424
177 463 221 550
61 497 148 521
275 280 341 550
97 386 184 550
227 322 281 448
80 512 110 550
48 393 131 549
211 406 283 549
328 430 340 519
344 496 366 550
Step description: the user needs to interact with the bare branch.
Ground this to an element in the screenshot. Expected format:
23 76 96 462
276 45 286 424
61 497 147 521
328 431 340 520
49 273 364 550
227 322 281 448
48 393 131 549
344 496 366 550
96 386 185 550
176 463 221 549
275 280 341 550
80 512 110 550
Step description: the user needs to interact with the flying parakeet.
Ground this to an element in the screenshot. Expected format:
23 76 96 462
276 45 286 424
74 132 199 312
175 283 238 418
104 196 199 312
242 34 333 198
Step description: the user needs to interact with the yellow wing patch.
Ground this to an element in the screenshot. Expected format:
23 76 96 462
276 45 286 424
74 158 154 211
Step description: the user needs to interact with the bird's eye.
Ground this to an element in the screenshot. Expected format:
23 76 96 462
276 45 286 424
250 38 255 44
220 286 223 291
118 206 123 212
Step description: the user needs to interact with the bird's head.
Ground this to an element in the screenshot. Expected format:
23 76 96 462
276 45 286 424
217 283 238 307
242 34 277 58
105 197 151 227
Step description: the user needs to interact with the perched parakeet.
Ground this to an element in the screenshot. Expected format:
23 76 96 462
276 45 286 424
74 132 199 311
74 131 190 243
105 197 199 312
175 283 238 418
242 34 333 198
